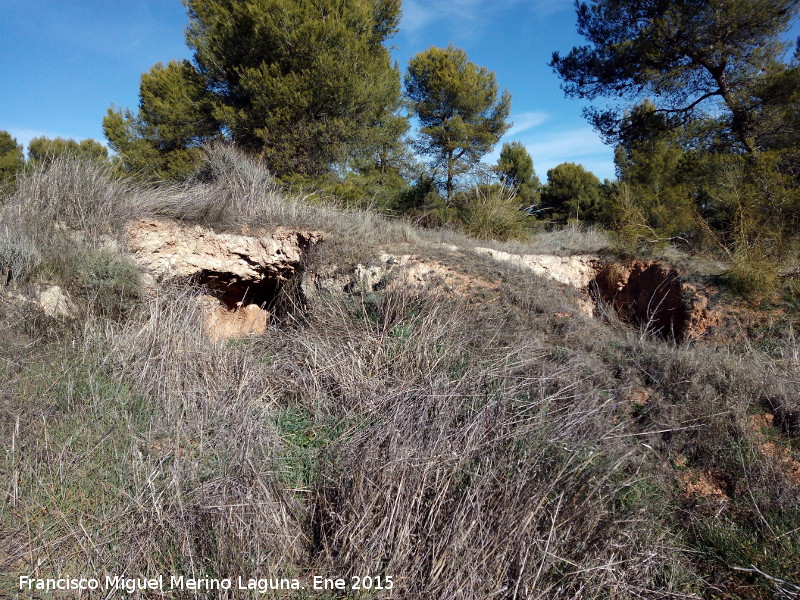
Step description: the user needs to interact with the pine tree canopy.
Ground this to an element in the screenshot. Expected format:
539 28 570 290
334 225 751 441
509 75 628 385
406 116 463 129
28 136 109 166
542 162 603 223
104 0 405 179
497 141 536 188
405 44 511 203
550 0 800 152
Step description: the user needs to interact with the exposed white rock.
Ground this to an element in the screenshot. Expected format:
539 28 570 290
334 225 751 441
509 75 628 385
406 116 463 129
126 219 321 283
472 247 601 289
126 218 321 340
36 285 75 318
353 264 386 291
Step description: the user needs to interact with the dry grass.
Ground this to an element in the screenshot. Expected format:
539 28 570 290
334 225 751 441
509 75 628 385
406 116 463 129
457 183 532 242
0 287 304 594
0 281 695 598
1 151 799 598
300 296 679 598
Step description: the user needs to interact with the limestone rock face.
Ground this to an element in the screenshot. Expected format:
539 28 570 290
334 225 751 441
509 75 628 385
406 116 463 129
472 248 601 289
126 219 320 283
126 219 321 340
325 252 499 298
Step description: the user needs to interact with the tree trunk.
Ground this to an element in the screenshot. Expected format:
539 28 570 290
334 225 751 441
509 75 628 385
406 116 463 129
446 150 454 205
714 68 758 155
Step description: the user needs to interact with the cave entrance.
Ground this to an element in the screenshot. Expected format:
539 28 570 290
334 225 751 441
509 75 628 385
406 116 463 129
591 262 691 341
191 268 307 340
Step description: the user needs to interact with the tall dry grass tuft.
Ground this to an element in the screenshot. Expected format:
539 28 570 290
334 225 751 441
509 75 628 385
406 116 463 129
458 183 532 242
142 144 421 248
4 156 139 242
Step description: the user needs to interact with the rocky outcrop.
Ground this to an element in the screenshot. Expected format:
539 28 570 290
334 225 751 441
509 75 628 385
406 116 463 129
125 220 718 342
472 247 718 341
314 252 499 299
36 285 76 318
1 284 76 319
127 219 320 283
126 219 320 340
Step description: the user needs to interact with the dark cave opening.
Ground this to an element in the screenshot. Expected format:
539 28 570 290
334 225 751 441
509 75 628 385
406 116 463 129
190 267 307 323
591 262 692 341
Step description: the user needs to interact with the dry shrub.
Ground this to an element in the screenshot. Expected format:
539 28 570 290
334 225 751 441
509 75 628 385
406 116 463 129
6 156 139 242
257 288 691 598
0 158 128 288
164 144 416 236
762 378 800 436
0 225 40 284
106 286 305 575
140 143 285 228
521 222 612 255
613 336 800 591
311 392 674 598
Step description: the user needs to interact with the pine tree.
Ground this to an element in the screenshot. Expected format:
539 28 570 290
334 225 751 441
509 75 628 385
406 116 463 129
0 131 24 188
405 45 511 203
28 136 109 166
550 0 800 153
495 141 541 207
105 0 405 179
541 162 603 224
611 102 697 244
103 60 217 179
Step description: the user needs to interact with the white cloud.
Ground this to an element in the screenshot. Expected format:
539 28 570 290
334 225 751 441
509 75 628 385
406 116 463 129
505 111 548 137
522 127 615 180
400 0 572 35
401 0 490 38
524 126 607 159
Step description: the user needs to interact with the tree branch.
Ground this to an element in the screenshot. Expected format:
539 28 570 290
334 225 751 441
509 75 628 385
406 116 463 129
653 90 722 115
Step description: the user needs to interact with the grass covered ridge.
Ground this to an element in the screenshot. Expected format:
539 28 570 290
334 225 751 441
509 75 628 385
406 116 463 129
1 149 799 599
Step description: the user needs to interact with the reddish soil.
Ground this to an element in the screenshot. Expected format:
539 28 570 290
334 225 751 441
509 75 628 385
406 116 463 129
591 261 719 342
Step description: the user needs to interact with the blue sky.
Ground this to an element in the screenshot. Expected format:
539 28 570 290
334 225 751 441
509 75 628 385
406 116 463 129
2 1 639 180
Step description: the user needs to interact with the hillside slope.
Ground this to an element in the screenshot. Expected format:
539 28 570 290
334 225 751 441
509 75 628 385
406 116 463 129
1 149 799 599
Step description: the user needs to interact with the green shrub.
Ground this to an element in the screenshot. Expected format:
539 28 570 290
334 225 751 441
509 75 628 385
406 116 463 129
724 254 779 297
